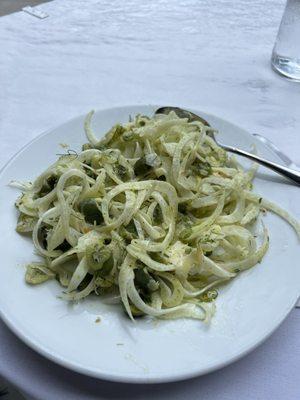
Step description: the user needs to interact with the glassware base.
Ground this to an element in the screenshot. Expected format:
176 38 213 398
271 52 300 81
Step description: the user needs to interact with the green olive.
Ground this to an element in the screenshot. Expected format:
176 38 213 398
85 242 111 272
79 199 103 225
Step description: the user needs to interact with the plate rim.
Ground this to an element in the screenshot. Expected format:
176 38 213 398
0 104 299 384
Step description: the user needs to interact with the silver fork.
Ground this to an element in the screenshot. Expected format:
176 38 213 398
155 107 300 185
253 134 298 169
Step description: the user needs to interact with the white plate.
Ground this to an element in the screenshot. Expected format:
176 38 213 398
0 105 299 384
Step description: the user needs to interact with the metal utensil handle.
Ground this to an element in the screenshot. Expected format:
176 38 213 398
222 144 300 185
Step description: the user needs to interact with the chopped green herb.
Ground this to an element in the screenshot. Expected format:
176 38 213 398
179 227 192 242
82 143 92 151
122 131 134 141
200 289 218 302
191 160 212 177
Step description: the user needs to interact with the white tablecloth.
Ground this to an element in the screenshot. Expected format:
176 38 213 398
0 1 299 399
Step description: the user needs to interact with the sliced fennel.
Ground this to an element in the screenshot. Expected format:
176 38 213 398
14 111 300 323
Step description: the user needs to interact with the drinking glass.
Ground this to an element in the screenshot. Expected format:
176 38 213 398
271 0 300 81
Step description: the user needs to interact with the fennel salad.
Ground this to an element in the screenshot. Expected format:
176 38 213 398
13 111 300 322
